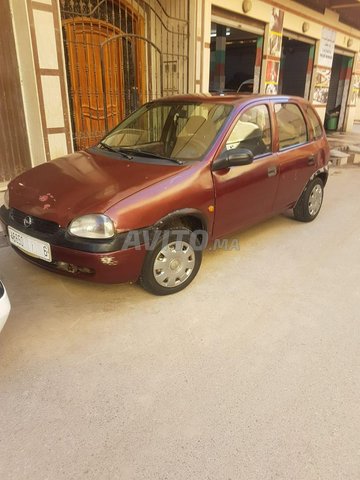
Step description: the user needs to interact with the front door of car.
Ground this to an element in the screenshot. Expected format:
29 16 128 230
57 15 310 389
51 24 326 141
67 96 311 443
211 104 280 239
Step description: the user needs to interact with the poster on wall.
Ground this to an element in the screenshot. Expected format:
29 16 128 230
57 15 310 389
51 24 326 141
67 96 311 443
269 8 284 57
351 75 360 105
350 56 360 105
313 67 331 104
318 27 336 68
265 8 284 94
265 60 280 94
313 27 336 104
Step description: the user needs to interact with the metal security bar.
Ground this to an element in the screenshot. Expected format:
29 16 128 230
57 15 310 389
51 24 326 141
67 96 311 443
60 0 189 150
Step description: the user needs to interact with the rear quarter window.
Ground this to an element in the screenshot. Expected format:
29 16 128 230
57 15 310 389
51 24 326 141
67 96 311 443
305 105 324 140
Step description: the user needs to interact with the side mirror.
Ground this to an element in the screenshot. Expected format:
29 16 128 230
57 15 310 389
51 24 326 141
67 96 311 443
212 148 254 171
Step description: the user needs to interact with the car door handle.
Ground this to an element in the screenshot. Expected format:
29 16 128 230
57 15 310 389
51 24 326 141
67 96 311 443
268 165 278 177
307 155 315 166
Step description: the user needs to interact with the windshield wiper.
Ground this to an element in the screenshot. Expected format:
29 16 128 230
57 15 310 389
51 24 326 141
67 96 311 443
130 148 183 165
99 142 133 160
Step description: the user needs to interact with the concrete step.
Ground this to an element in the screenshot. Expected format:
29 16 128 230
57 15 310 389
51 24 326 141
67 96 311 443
330 149 350 166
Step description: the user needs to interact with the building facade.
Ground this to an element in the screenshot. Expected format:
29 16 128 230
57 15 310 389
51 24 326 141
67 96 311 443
198 0 360 132
1 0 360 189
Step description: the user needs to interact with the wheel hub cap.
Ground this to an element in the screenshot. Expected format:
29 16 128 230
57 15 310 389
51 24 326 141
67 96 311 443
169 259 181 271
153 241 195 288
308 184 323 216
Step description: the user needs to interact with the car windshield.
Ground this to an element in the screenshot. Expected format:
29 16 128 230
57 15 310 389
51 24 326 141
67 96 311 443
100 101 233 162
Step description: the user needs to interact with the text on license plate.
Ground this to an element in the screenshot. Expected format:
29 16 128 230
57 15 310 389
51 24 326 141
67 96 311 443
8 226 52 262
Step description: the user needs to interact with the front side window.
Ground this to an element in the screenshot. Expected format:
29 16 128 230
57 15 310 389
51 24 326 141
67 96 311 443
223 104 272 157
102 102 233 161
275 103 307 150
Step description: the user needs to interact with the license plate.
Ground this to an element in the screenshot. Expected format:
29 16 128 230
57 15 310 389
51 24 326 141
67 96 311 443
8 226 52 262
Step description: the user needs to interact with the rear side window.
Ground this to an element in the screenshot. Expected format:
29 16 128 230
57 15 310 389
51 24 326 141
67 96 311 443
275 103 307 150
305 106 323 140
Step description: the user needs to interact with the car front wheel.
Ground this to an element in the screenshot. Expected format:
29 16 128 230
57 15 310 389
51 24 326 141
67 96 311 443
139 228 202 295
293 177 324 222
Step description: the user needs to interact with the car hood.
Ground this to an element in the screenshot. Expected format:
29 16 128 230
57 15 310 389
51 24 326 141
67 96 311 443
8 149 188 227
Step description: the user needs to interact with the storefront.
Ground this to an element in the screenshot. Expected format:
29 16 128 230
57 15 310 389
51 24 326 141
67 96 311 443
197 0 360 132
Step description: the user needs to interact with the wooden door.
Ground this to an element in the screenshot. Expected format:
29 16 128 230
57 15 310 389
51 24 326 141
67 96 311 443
63 19 125 149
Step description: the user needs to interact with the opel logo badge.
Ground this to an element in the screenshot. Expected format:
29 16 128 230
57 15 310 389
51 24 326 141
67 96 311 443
23 216 32 228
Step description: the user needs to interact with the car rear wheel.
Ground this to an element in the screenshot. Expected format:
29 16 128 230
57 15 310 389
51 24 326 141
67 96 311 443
140 228 202 295
293 177 324 222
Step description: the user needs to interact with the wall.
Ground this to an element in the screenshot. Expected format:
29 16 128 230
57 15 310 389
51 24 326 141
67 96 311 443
8 0 44 171
189 0 212 93
27 0 72 160
10 0 72 165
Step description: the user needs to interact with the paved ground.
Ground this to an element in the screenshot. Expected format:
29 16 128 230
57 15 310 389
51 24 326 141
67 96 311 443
0 167 360 480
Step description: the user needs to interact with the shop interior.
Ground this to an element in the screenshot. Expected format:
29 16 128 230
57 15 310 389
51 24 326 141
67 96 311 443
209 22 259 93
278 36 312 98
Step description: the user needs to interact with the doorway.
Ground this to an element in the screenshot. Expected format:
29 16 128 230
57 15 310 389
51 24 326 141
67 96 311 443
326 53 353 131
60 0 189 151
62 3 145 150
279 36 313 98
209 22 263 93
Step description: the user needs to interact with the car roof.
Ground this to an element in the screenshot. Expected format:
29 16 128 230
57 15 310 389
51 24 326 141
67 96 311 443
154 93 311 107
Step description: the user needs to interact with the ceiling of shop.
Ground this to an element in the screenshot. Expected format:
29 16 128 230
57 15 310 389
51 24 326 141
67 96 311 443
299 0 360 30
210 24 257 41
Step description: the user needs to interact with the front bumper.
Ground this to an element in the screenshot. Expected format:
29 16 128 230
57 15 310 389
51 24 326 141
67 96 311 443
0 206 147 284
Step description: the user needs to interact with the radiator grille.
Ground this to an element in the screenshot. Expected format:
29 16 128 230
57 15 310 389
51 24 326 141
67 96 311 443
10 209 60 235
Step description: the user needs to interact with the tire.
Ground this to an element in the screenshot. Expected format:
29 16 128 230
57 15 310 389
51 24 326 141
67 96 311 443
139 228 202 295
293 177 324 222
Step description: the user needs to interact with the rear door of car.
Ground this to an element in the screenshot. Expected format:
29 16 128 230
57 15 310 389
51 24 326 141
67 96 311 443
271 99 319 213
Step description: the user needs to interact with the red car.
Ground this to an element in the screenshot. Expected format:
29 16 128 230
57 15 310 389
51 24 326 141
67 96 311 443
0 94 329 295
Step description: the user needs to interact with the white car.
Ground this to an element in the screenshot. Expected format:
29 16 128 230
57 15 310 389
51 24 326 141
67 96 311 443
0 281 10 332
237 79 254 93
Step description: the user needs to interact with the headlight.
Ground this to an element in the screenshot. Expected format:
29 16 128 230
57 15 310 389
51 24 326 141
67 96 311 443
68 214 115 239
3 189 9 209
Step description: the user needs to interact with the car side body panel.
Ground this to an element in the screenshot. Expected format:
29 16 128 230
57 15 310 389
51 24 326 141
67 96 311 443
105 161 215 235
211 153 280 238
273 143 319 212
